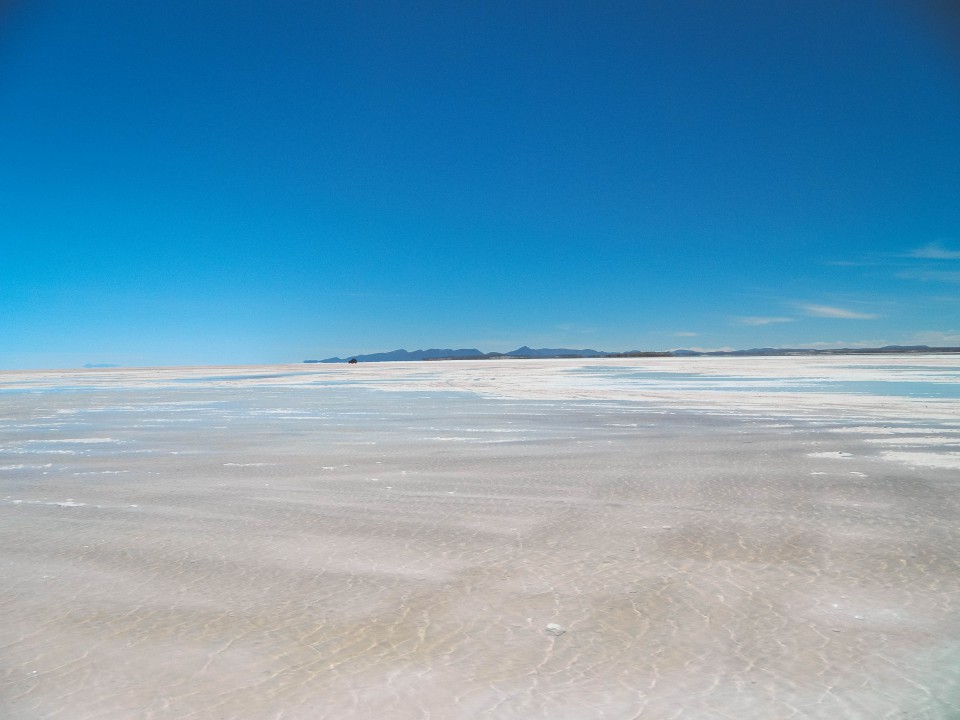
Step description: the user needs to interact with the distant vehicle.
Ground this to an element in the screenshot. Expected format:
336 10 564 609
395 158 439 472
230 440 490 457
348 358 358 364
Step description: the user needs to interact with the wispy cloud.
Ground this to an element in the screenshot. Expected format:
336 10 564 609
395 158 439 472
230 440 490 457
906 242 960 260
673 331 698 337
798 304 879 319
733 316 794 326
897 269 960 284
908 330 960 346
797 339 886 349
822 259 869 267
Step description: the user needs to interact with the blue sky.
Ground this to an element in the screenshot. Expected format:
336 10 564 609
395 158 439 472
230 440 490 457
2 1 959 368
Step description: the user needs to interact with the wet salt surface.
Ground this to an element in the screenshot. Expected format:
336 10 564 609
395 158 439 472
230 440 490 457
1 358 959 719
571 364 960 398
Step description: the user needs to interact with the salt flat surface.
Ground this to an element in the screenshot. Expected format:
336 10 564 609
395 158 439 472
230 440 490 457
1 357 959 719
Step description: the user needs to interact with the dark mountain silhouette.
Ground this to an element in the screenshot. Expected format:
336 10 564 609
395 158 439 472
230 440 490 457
312 348 486 363
305 344 959 363
504 346 607 358
309 346 608 363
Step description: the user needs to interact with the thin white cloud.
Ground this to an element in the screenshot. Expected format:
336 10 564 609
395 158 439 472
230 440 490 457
897 269 960 284
822 259 867 267
796 340 885 349
906 242 960 260
673 331 698 337
798 304 879 320
733 316 794 326
909 330 960 346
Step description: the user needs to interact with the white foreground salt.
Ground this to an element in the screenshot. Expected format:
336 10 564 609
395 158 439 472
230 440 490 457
1 356 958 719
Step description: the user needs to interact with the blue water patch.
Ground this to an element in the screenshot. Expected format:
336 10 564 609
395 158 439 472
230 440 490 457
172 372 316 382
573 368 817 387
840 364 960 374
0 386 111 395
825 381 960 399
571 366 960 398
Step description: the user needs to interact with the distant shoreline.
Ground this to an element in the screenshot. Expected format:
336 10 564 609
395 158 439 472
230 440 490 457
308 345 960 363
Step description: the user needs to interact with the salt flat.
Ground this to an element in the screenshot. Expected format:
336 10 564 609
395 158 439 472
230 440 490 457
1 356 959 719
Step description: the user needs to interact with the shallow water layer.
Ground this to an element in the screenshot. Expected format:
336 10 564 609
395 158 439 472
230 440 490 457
572 366 960 398
1 359 959 719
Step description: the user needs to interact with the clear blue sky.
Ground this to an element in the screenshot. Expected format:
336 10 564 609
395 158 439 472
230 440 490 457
2 1 959 368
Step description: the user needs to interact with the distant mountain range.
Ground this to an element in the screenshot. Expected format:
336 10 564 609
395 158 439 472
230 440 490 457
306 345 960 363
309 346 616 363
